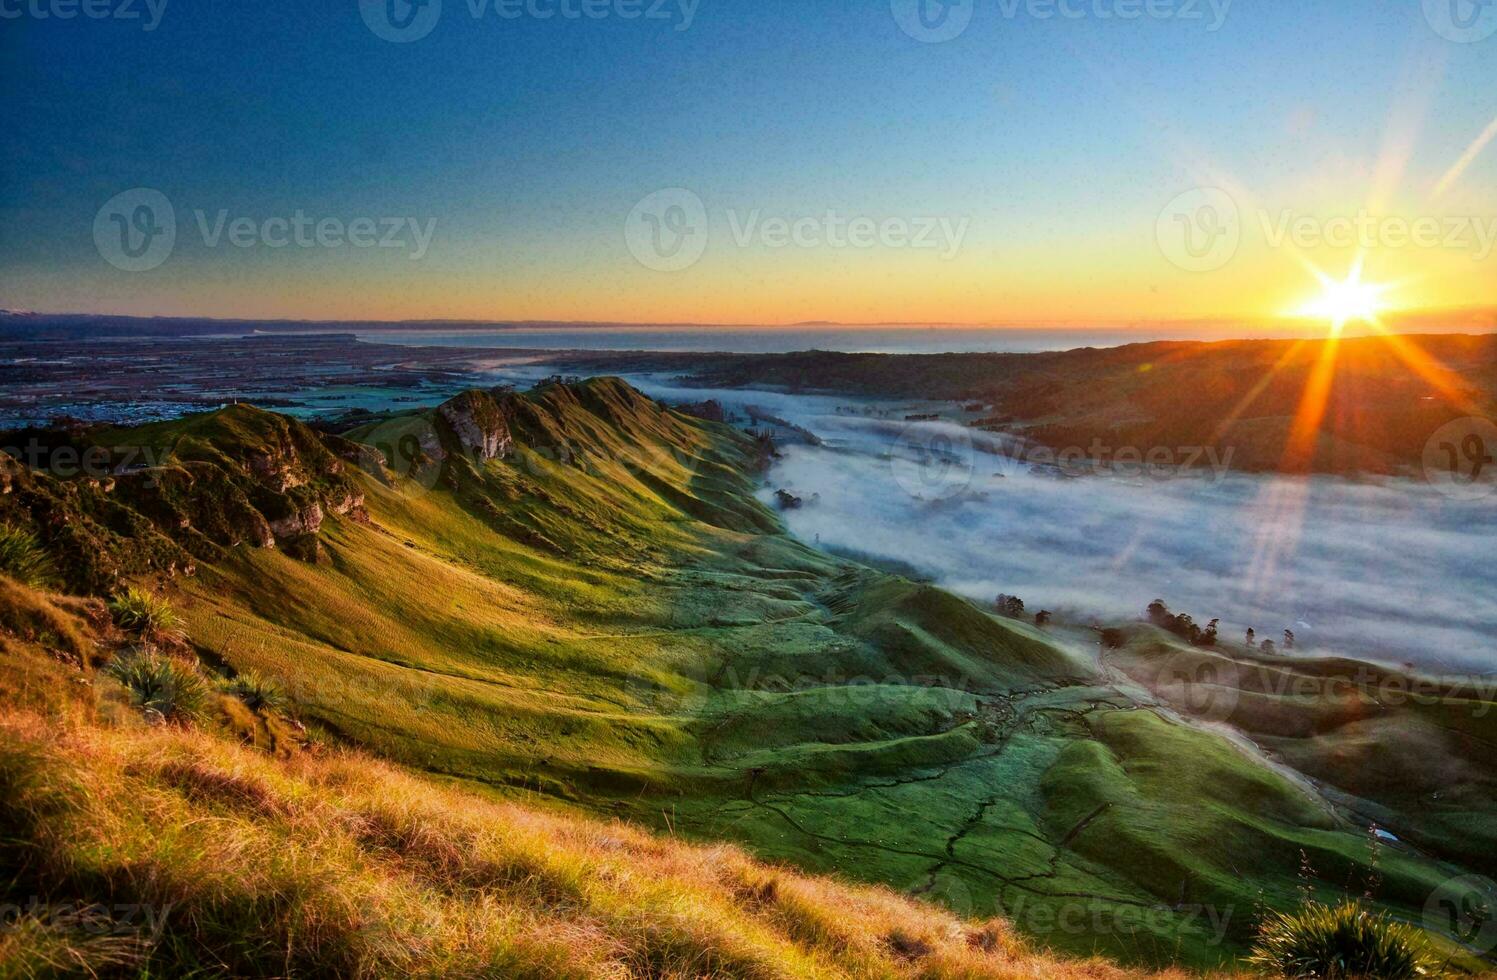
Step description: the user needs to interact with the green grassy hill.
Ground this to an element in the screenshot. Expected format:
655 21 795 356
2 378 1493 974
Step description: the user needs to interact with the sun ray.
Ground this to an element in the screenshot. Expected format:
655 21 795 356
1282 327 1344 473
1208 340 1310 445
1361 320 1485 416
1432 112 1497 201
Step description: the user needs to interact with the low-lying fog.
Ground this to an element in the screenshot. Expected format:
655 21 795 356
505 368 1497 675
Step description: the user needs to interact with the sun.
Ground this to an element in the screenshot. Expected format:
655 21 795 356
1290 262 1392 332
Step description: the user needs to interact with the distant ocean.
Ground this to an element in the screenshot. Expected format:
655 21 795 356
353 326 1214 355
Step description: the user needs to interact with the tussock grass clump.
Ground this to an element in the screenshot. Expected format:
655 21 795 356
107 586 185 643
0 523 58 588
221 670 288 714
104 648 210 724
1248 900 1438 979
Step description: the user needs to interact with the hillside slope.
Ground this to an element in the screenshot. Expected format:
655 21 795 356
0 584 1179 980
1 378 1493 972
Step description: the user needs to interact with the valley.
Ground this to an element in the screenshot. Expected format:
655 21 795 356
3 376 1493 972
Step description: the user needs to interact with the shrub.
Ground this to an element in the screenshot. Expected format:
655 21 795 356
107 587 185 643
0 523 58 589
1249 900 1439 979
222 671 289 714
104 649 210 724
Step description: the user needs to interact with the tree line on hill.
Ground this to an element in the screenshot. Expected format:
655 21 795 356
994 593 1297 655
1148 598 1295 653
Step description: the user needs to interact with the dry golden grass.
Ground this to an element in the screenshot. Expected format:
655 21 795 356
0 575 1216 979
0 705 1209 979
0 706 1203 980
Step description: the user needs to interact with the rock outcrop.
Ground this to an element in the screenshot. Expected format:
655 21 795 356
0 404 374 587
437 390 513 462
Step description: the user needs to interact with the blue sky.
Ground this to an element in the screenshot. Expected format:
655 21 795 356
2 0 1494 323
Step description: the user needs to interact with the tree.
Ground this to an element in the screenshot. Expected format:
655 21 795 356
1261 639 1278 656
1147 599 1171 627
995 594 1025 619
1034 610 1052 627
1245 628 1256 648
1197 618 1219 647
1283 629 1296 651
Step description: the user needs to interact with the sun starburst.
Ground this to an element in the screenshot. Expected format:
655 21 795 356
1290 259 1393 333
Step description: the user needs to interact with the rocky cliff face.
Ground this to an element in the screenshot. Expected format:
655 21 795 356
0 404 373 589
152 405 368 550
0 452 197 592
436 390 514 462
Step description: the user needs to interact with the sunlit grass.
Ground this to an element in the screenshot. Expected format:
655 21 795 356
0 700 1190 979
